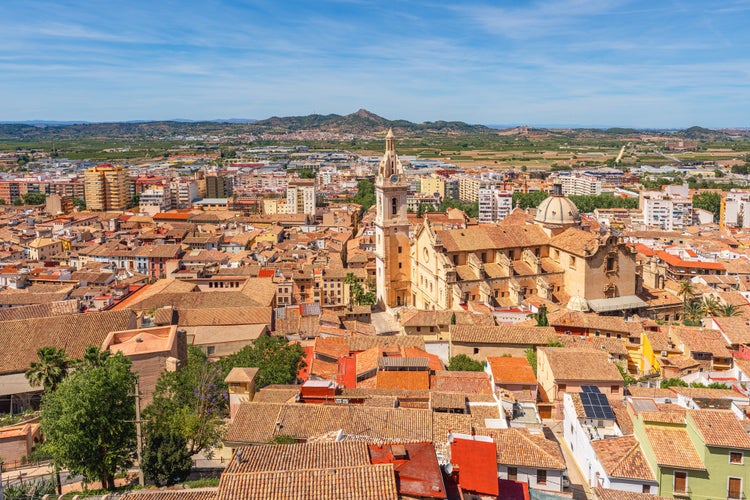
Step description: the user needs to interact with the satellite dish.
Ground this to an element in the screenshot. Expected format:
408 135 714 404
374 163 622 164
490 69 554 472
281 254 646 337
444 463 453 475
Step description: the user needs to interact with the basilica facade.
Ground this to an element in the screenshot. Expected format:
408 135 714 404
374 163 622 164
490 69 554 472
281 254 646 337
374 132 640 313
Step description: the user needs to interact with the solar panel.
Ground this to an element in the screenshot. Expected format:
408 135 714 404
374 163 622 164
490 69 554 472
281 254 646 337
578 389 616 420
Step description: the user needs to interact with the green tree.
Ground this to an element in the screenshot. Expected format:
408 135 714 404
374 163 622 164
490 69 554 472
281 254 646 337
72 197 86 210
716 303 742 317
77 345 110 369
146 346 227 457
0 198 6 205
617 363 636 386
525 348 537 375
528 304 549 327
439 198 479 218
220 335 305 388
344 272 376 306
683 300 704 326
346 179 375 211
677 280 696 309
512 191 547 210
142 424 192 486
660 378 689 388
22 192 46 205
450 312 457 325
25 346 71 393
12 197 23 206
40 352 136 490
447 354 484 371
700 296 720 316
692 191 722 222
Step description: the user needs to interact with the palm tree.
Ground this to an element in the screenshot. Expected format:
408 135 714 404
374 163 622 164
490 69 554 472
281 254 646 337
683 300 704 326
677 280 696 308
78 345 110 369
701 296 720 316
25 346 70 393
716 303 743 317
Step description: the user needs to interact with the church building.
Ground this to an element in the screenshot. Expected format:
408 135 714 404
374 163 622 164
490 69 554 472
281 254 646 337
374 131 641 314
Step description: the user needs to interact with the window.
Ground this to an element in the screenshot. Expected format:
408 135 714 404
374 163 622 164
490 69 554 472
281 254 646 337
611 385 620 394
730 452 743 464
729 477 742 499
508 467 517 481
398 262 402 269
606 255 616 272
642 485 650 494
673 471 687 494
398 246 402 253
392 198 397 216
536 470 547 485
508 250 514 260
558 384 566 393
569 255 576 269
473 347 479 355
206 346 215 355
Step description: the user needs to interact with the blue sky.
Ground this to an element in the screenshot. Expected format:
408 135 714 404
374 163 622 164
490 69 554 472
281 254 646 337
1 0 749 127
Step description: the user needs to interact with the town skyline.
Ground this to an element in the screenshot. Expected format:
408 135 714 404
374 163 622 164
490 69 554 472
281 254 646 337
2 0 750 128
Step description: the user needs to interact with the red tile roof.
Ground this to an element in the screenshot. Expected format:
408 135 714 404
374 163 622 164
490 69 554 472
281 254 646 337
450 435 499 496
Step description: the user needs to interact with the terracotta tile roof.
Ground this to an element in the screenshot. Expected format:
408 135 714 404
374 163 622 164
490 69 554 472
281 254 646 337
226 402 434 444
225 403 284 444
376 371 430 391
711 316 750 345
591 436 655 481
430 392 467 411
609 398 634 435
0 286 74 306
177 307 272 327
643 425 705 470
639 411 686 424
550 228 601 257
252 387 299 404
347 335 425 352
627 387 677 399
225 442 370 474
481 428 566 469
592 487 669 500
0 299 79 321
557 335 629 356
432 412 473 440
450 325 558 345
540 348 622 382
430 371 493 394
218 464 398 500
487 356 537 385
436 224 549 253
687 410 750 449
125 291 264 312
120 490 217 500
468 404 501 429
0 309 136 376
669 325 732 358
548 310 632 333
669 386 741 400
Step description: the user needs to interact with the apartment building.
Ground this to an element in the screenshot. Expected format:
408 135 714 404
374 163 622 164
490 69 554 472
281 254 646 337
723 190 750 229
286 179 316 215
478 188 513 223
639 185 693 231
553 172 602 196
205 175 233 199
84 164 130 211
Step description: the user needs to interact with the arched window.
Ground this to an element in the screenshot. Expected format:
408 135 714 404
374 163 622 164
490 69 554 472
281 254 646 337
392 198 397 216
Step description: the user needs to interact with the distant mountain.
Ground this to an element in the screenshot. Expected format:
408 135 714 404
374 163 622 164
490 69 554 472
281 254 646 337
0 111 733 142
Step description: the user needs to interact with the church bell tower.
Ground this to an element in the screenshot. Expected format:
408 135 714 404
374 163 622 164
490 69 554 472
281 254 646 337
374 129 411 308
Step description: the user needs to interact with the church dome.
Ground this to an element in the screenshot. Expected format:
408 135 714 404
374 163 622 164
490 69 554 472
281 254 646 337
534 185 580 226
566 295 589 312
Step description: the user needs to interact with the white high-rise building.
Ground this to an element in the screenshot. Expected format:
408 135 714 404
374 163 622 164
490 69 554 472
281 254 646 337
724 191 750 229
478 188 513 223
555 172 602 196
640 185 693 230
286 179 316 215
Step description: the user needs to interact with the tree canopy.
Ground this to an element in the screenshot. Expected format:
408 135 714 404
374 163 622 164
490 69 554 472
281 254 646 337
142 425 192 486
220 335 305 388
447 354 484 372
692 191 721 222
439 198 478 218
25 346 71 393
145 346 227 457
346 179 375 211
40 352 136 490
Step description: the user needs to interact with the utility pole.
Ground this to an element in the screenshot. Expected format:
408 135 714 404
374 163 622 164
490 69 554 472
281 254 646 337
133 382 145 487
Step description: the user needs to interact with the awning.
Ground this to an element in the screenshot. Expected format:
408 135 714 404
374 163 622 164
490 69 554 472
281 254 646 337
587 295 647 313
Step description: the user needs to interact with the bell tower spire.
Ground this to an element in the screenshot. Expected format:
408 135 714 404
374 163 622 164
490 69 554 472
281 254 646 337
374 128 410 309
